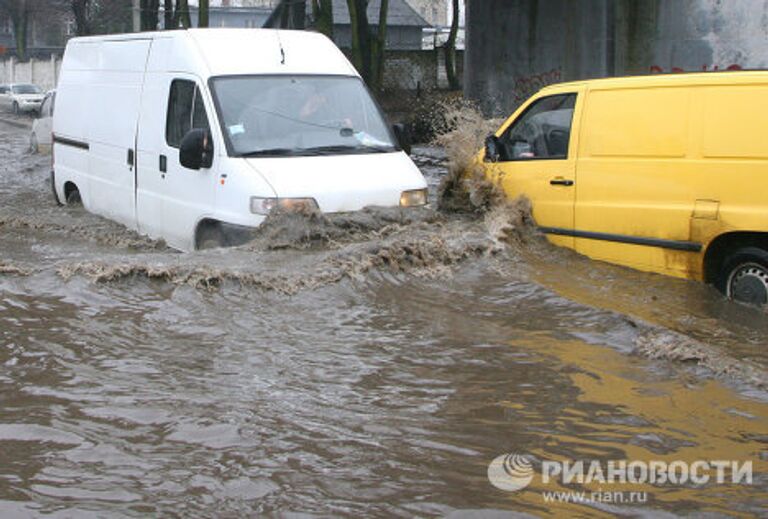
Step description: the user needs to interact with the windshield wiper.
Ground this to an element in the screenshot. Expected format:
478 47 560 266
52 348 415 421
238 145 396 158
302 145 396 156
238 148 301 157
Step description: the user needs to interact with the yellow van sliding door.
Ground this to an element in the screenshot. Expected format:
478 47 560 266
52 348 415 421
575 86 700 278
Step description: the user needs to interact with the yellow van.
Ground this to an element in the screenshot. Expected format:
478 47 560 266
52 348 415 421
481 71 768 305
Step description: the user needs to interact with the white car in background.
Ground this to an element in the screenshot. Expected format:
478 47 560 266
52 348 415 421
30 90 55 153
0 83 45 114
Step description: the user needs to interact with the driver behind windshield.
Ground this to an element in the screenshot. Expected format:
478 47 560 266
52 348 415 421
213 75 396 156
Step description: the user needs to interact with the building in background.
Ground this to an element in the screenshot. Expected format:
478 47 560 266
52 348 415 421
0 16 12 54
0 5 74 59
421 0 464 51
196 0 279 8
189 5 272 28
265 0 430 51
210 0 444 24
408 0 448 26
328 0 431 51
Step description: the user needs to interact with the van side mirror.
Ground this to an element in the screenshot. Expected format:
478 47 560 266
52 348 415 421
485 134 501 162
392 123 412 155
180 129 213 170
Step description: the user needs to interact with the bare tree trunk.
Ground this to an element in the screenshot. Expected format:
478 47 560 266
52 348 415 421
346 0 388 92
445 0 460 90
279 1 290 28
140 0 160 31
72 0 91 36
11 5 28 60
164 0 173 28
311 0 333 38
173 0 190 28
198 0 209 28
347 0 371 85
140 0 148 30
371 0 388 92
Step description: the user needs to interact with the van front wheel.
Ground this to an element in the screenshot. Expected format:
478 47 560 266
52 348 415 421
197 222 226 250
717 247 768 306
66 188 82 206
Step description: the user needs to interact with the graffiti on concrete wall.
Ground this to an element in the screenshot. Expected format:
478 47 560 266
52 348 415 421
650 63 743 74
513 68 562 105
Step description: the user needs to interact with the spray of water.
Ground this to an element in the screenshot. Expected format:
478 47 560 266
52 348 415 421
434 102 506 213
428 102 537 250
0 261 30 276
242 206 442 251
635 328 767 388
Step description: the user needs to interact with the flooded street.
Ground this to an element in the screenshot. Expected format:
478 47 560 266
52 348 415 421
1 121 767 516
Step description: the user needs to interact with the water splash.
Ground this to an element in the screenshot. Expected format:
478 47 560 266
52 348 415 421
433 103 505 213
0 261 30 276
242 206 442 251
635 327 768 388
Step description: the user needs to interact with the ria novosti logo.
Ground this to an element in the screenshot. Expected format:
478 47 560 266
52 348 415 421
487 453 535 491
487 453 754 492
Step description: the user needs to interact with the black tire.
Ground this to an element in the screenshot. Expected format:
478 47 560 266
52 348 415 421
716 247 768 306
66 188 82 206
197 223 226 250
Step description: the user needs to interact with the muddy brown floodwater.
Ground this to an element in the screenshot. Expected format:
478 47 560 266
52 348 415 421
0 121 767 517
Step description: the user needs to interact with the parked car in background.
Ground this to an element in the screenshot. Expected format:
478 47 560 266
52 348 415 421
0 83 45 114
0 85 9 111
30 90 55 153
481 71 768 306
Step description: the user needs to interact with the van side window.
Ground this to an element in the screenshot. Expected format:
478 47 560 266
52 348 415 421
499 94 576 161
166 79 211 148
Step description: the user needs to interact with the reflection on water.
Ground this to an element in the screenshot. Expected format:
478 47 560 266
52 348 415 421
0 126 766 516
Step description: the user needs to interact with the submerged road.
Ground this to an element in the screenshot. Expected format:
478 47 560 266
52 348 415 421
0 122 766 516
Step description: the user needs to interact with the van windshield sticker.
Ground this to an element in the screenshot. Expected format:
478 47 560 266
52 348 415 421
229 124 245 136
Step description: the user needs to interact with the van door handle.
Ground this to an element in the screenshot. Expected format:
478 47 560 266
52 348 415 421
127 149 134 167
159 155 167 173
550 178 574 186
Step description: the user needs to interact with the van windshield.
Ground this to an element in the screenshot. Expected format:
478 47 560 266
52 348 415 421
12 84 41 95
210 75 397 157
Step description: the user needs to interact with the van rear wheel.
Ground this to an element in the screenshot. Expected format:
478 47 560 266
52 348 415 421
717 247 768 306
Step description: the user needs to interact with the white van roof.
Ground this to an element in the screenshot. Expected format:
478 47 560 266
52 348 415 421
63 28 359 79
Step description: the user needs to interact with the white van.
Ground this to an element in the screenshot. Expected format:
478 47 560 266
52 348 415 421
52 29 427 251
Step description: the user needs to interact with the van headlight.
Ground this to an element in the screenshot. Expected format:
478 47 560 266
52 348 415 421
400 189 428 207
250 197 319 215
